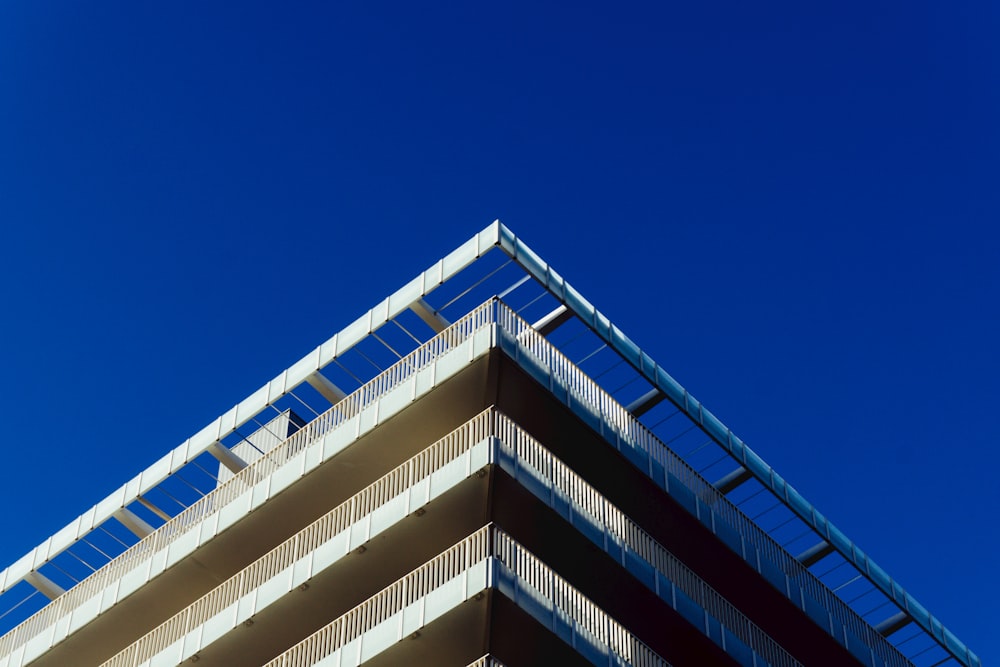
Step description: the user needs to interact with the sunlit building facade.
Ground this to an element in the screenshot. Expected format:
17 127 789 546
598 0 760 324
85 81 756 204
0 223 980 666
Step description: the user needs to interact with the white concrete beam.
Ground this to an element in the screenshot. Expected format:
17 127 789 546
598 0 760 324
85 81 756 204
208 442 249 475
113 508 155 539
410 298 450 333
136 495 172 523
796 541 835 567
875 611 912 637
713 467 753 494
25 571 66 601
625 388 665 417
306 371 348 404
531 305 572 335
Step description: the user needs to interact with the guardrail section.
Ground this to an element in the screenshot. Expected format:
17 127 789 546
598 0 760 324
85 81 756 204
100 411 496 667
101 408 797 667
491 413 801 667
465 656 507 667
1 301 497 667
265 526 671 667
1 297 916 667
496 303 911 667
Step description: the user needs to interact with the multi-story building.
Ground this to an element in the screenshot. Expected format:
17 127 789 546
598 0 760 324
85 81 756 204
0 223 980 666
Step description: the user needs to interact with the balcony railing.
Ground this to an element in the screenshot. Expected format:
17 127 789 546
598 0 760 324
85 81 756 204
491 411 801 667
0 300 497 663
2 298 910 667
100 407 797 667
466 656 507 667
264 526 494 667
100 410 495 667
265 526 672 667
496 303 912 667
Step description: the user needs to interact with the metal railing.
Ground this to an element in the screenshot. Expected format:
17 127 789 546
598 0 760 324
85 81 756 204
466 656 507 667
263 526 493 667
265 526 672 667
100 410 495 667
101 407 795 667
493 527 670 667
0 301 496 661
2 298 909 667
497 304 911 667
492 411 801 667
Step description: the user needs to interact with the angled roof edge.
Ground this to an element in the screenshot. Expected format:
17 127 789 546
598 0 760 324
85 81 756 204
492 222 979 667
0 221 503 597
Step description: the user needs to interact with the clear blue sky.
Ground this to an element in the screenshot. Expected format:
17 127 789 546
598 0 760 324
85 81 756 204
1 1 996 661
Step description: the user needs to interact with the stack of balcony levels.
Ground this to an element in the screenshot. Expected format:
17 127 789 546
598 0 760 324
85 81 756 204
0 223 980 667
